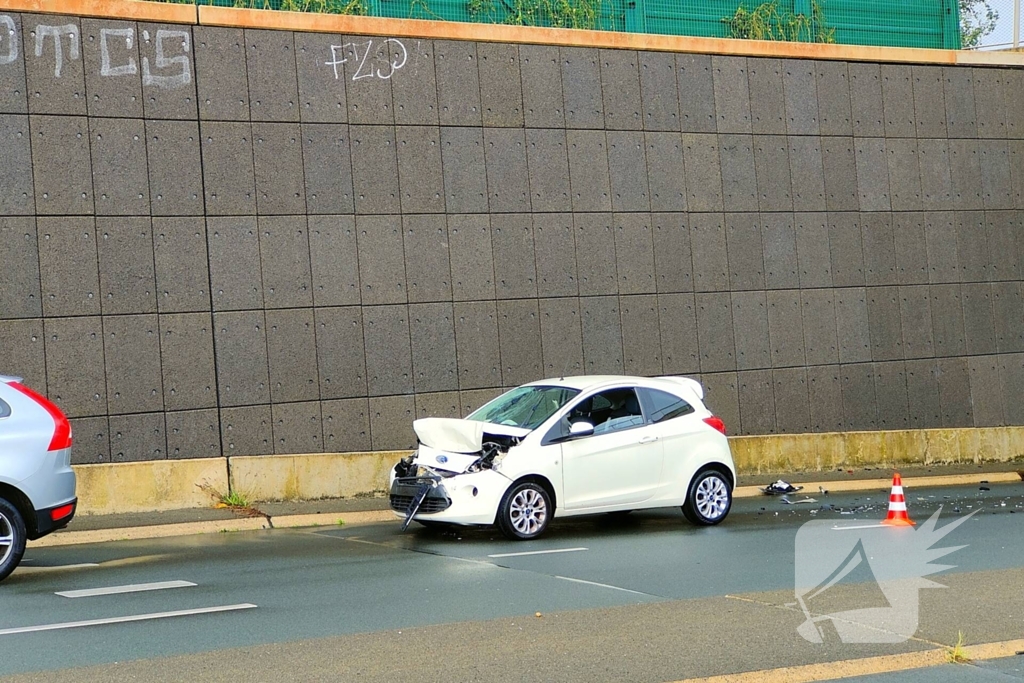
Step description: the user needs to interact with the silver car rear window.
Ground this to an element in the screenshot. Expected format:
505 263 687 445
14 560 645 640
0 397 9 419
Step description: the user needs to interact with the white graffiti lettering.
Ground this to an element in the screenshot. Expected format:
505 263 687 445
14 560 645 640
142 29 190 89
325 38 408 81
0 15 17 66
35 24 79 78
376 38 407 80
99 27 136 77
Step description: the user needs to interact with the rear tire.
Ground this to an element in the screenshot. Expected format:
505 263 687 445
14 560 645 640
0 497 27 583
682 469 732 526
497 481 552 540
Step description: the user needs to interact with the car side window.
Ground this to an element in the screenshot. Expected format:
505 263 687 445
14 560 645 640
639 388 693 423
0 397 9 419
569 388 646 435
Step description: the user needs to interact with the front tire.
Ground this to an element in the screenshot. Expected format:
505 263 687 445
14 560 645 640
682 469 732 526
0 497 27 583
497 481 552 540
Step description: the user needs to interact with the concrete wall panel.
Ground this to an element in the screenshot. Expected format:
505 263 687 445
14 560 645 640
533 213 578 298
782 59 818 136
773 367 810 434
266 308 319 403
159 312 217 411
893 212 928 285
712 56 751 134
497 299 543 386
0 217 41 318
294 31 346 123
315 305 367 400
89 117 149 217
355 214 406 306
96 216 156 315
194 27 248 121
207 216 262 311
520 45 563 129
103 313 163 415
253 122 306 215
491 213 538 299
454 301 502 388
440 126 487 214
44 316 107 418
37 216 100 317
213 310 270 407
32 114 93 215
221 405 273 456
476 42 524 128
731 290 769 370
676 53 716 133
403 214 452 303
561 47 603 129
639 51 680 132
432 41 479 127
271 401 322 454
600 48 642 131
363 304 413 396
349 125 400 215
747 58 785 135
22 15 86 116
308 215 359 307
652 212 692 293
567 129 612 211
645 132 687 212
689 212 730 293
539 297 583 377
659 293 699 375
525 128 571 212
0 115 33 216
718 133 758 212
0 13 27 114
301 123 354 215
613 212 655 295
815 60 852 137
394 125 445 214
146 119 204 217
607 131 650 211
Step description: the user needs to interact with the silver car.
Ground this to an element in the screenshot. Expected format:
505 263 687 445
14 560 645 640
0 375 77 581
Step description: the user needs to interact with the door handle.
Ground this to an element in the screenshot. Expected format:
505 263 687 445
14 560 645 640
639 436 658 444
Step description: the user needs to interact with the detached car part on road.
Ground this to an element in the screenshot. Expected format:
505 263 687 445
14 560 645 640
0 375 77 581
390 375 735 540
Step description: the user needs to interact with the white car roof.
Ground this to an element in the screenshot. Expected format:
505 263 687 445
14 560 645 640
523 375 704 399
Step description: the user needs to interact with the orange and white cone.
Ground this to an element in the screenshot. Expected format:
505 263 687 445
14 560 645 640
880 472 915 526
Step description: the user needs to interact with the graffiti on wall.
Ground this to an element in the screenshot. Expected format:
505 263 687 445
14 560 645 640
0 15 409 88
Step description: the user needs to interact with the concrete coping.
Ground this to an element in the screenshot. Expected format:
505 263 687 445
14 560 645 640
2 0 1024 66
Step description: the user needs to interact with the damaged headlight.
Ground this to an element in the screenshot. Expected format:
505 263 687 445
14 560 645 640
466 442 507 473
394 453 418 478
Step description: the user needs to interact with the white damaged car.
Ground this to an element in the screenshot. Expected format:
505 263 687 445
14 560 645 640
389 375 736 540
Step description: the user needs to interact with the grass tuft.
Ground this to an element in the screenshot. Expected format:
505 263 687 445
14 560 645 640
946 631 972 664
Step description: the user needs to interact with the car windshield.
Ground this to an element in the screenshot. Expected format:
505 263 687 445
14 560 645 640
467 385 580 430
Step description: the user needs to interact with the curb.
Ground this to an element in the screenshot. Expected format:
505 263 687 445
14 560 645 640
30 471 1020 548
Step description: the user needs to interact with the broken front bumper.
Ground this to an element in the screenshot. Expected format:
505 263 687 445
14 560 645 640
389 476 452 516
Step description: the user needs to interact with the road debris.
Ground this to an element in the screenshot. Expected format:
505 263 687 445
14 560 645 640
760 480 803 495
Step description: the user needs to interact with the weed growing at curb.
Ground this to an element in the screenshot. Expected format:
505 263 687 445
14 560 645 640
946 631 971 664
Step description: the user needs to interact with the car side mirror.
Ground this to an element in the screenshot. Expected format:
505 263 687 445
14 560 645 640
569 421 594 437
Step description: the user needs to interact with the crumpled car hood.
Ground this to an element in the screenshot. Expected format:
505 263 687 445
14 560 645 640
413 417 485 454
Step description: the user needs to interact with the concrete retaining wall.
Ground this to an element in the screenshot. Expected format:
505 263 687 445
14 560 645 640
2 1 1024 466
71 428 1024 514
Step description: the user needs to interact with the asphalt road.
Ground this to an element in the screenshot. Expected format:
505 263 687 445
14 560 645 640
1 481 1022 683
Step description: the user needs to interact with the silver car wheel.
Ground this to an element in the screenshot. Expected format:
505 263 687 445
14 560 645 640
0 511 13 567
509 487 548 536
694 474 730 521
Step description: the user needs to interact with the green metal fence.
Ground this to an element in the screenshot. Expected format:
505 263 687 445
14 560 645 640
180 0 963 49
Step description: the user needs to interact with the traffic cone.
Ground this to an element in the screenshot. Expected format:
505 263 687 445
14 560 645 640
880 472 915 526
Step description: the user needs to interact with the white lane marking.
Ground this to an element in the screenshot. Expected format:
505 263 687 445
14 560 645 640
56 580 196 598
832 523 888 530
15 563 99 573
554 575 648 596
487 547 588 558
0 604 257 636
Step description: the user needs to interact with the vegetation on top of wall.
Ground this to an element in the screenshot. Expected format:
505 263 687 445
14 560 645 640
468 0 602 29
224 0 368 13
722 0 836 42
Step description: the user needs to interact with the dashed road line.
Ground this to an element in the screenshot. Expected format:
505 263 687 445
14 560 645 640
553 575 650 596
56 580 196 598
488 547 588 558
0 604 258 636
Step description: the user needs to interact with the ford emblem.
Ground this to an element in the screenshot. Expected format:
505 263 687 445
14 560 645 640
436 455 448 464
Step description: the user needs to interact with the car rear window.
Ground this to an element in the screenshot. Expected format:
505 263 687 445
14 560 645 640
641 388 693 423
0 397 10 419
